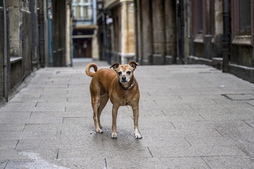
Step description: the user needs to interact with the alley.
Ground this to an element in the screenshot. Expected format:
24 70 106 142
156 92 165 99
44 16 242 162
0 60 254 168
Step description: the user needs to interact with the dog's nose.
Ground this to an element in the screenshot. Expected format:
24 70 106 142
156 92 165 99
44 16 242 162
122 76 126 80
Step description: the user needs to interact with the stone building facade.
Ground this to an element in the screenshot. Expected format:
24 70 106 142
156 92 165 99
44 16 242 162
188 0 254 83
133 0 254 83
97 0 136 64
71 0 98 60
188 0 224 66
0 0 72 102
135 0 178 65
52 0 72 66
0 0 41 102
228 0 254 83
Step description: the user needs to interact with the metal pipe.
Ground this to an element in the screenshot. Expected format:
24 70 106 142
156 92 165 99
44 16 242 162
102 13 107 62
138 0 144 64
162 0 167 65
134 0 139 63
222 0 231 72
3 0 8 102
149 0 154 65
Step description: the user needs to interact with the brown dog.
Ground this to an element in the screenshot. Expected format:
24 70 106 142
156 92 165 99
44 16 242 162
85 61 142 139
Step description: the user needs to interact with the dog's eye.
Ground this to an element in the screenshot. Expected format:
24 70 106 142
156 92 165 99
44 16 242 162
118 72 122 75
126 71 131 75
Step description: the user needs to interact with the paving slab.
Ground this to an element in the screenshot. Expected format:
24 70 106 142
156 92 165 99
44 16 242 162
1 60 254 168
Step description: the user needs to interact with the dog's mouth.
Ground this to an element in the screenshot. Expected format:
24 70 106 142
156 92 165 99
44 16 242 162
120 79 128 83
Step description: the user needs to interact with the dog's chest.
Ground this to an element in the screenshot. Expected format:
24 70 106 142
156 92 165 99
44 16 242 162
116 92 128 105
115 92 135 106
121 98 131 106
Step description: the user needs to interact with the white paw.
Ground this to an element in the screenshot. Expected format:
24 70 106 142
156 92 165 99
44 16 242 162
134 133 142 139
111 132 117 139
134 129 142 139
96 128 103 133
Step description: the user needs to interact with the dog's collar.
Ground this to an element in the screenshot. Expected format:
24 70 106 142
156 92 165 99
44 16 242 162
119 80 135 90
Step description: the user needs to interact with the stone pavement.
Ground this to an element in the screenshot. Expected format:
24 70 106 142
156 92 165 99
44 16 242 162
1 59 254 169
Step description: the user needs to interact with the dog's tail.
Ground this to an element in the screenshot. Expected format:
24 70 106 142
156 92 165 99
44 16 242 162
85 63 98 77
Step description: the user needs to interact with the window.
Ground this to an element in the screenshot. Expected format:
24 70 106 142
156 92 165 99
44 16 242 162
232 0 254 45
74 6 90 19
97 3 103 10
84 6 88 18
74 0 80 3
209 0 215 35
191 0 206 42
239 0 251 35
197 0 203 33
72 0 92 20
76 6 81 19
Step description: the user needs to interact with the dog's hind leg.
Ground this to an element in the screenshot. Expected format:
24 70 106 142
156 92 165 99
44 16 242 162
98 94 109 129
90 83 104 133
91 96 103 133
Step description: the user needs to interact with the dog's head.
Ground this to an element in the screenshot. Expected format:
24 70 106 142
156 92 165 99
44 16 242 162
110 61 139 83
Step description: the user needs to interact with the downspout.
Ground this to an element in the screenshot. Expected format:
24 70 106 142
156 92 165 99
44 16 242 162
177 0 185 64
138 0 144 64
149 0 154 65
162 0 167 65
134 0 139 63
222 0 231 72
3 0 8 102
102 13 108 62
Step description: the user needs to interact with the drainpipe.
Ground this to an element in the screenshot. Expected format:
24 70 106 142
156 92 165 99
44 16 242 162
134 0 139 63
138 0 144 64
102 13 107 62
222 0 231 72
149 0 154 65
3 0 8 102
162 0 166 65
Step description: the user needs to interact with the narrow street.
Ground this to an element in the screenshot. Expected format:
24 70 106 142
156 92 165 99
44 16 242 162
0 60 254 168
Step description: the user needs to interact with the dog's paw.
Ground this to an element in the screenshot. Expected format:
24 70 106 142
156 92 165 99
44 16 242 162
111 132 117 139
134 133 142 139
134 129 142 139
96 128 103 133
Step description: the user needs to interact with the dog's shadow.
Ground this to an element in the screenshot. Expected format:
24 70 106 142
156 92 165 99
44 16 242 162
91 126 143 146
90 129 147 159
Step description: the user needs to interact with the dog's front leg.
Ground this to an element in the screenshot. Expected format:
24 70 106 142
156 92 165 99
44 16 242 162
132 105 142 139
111 105 119 139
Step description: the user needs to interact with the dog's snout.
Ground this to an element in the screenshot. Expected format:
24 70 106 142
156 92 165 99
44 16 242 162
121 76 128 82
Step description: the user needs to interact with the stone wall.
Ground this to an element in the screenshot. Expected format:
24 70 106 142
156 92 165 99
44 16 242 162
135 0 177 65
21 11 32 76
108 1 135 64
140 0 153 64
0 0 34 101
8 0 32 89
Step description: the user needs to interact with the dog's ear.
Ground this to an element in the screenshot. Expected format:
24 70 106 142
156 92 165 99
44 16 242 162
128 61 139 69
110 63 120 69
